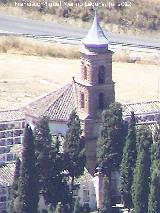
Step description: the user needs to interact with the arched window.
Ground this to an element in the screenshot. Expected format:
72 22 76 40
83 66 87 80
99 93 104 109
98 66 105 84
80 93 85 108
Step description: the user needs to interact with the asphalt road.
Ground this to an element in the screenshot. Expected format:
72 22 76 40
0 14 160 48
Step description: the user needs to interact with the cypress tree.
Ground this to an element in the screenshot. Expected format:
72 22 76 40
148 170 160 213
100 175 112 213
34 117 70 208
34 116 53 205
17 124 39 213
120 111 137 209
97 102 126 176
64 111 86 192
97 102 125 211
148 125 160 213
132 126 152 213
8 157 21 213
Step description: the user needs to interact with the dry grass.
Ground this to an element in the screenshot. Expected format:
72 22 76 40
0 53 159 110
0 36 159 65
0 36 80 58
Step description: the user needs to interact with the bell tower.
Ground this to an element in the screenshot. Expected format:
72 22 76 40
75 13 115 174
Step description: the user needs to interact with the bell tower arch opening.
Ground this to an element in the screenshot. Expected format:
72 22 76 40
98 93 104 109
98 66 105 84
80 92 85 109
84 66 87 80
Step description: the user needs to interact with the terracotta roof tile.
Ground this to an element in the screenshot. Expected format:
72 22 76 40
23 83 78 121
0 163 15 186
0 110 25 122
123 101 160 116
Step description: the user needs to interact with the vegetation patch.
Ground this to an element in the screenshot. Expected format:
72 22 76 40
0 36 80 58
0 36 159 64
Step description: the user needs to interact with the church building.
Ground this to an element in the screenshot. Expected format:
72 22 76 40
0 13 159 212
23 13 115 175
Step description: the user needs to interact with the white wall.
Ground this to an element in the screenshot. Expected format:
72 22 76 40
49 121 68 136
77 178 96 211
25 116 68 137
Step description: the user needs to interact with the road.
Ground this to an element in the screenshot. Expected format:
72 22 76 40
0 15 160 49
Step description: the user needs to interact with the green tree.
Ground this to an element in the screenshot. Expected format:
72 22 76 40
97 102 125 175
100 175 112 213
34 117 70 208
8 157 21 213
64 111 86 191
148 170 160 213
97 102 126 211
120 111 137 209
17 124 39 213
132 126 152 213
148 125 160 213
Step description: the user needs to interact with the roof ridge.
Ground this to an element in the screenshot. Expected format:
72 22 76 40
0 109 21 113
22 84 71 110
123 100 160 106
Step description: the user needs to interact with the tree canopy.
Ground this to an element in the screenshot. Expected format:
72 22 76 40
64 111 86 188
17 124 39 213
120 111 137 209
132 126 152 213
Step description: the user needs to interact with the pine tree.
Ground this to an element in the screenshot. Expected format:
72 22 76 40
120 111 137 209
132 126 152 213
17 124 39 213
148 125 160 213
8 157 21 213
64 111 86 191
34 117 70 208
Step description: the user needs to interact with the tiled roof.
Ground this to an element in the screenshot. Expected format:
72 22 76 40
0 109 25 122
23 83 77 121
123 101 160 116
0 163 15 186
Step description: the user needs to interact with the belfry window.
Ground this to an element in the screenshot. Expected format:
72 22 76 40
98 66 105 84
84 66 87 80
99 93 104 109
81 93 85 108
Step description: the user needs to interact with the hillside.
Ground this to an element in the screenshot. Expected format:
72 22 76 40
0 0 160 37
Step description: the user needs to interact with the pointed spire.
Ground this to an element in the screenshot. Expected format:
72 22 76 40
82 12 109 49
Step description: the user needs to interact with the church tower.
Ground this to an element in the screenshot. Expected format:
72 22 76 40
75 13 115 174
